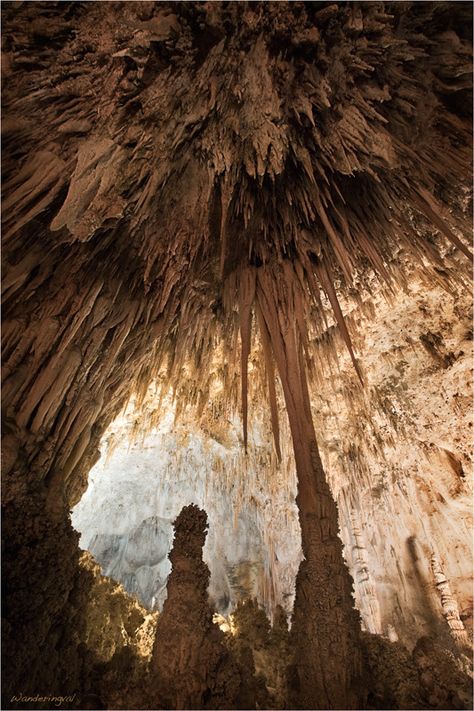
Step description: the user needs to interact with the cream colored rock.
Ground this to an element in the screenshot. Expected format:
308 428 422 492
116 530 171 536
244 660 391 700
72 409 302 616
74 273 472 651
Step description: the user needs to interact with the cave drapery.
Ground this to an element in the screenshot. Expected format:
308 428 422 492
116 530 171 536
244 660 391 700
1 1 472 710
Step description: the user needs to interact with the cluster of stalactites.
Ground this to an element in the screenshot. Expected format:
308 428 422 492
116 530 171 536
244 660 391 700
1 1 472 464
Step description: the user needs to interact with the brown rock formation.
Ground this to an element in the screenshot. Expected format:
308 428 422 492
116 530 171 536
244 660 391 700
230 599 290 709
431 554 470 652
3 497 155 710
150 504 241 710
253 261 364 709
1 1 472 709
362 632 473 711
412 636 473 710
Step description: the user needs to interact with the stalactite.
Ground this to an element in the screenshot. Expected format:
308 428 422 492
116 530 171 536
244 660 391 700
413 188 472 260
238 267 256 453
313 259 363 383
255 302 281 462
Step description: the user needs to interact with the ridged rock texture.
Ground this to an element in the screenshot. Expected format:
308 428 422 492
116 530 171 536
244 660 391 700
1 1 472 710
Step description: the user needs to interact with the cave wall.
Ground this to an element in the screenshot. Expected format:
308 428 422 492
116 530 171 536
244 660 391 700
2 502 156 709
313 273 473 648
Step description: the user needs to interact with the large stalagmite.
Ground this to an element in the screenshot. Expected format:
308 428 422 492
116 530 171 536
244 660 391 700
150 505 241 710
1 1 472 710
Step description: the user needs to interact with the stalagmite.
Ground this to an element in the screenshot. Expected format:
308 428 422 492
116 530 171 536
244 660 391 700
150 505 241 710
348 508 382 636
431 553 470 651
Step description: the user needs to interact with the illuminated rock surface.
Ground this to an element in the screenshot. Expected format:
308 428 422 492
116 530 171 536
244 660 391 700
74 274 472 650
72 412 301 615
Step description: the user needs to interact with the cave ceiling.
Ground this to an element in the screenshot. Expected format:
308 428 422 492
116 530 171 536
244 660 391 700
3 1 472 449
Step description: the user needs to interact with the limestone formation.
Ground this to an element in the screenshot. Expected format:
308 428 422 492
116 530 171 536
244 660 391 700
230 600 291 710
150 505 241 710
1 1 472 710
72 272 472 651
431 554 470 651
